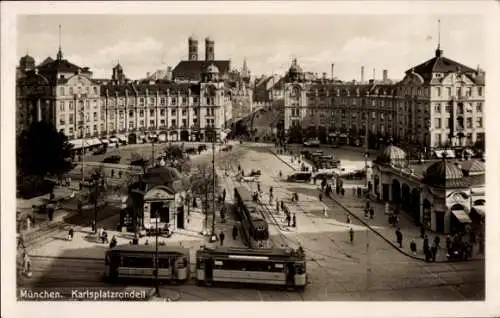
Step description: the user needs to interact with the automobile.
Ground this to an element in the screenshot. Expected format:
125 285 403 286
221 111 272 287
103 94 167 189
303 139 320 147
249 169 261 177
93 147 107 155
312 171 335 180
238 175 259 182
286 172 312 182
103 155 121 164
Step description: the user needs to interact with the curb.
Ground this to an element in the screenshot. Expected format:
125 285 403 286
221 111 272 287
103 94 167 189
148 288 181 302
268 148 482 264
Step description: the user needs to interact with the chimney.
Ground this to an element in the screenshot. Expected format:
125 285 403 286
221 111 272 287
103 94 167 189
383 69 388 81
331 63 334 80
361 66 365 83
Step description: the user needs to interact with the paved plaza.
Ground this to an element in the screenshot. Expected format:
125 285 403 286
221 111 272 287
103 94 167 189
18 142 485 301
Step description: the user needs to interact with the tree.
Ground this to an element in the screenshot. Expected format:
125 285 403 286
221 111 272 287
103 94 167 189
82 166 109 232
189 163 218 234
287 124 303 144
18 121 74 178
164 144 191 173
129 152 149 174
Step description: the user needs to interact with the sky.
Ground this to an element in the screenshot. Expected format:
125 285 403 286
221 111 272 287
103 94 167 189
17 14 485 81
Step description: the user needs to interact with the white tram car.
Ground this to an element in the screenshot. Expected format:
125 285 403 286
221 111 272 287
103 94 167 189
195 246 307 290
104 245 189 282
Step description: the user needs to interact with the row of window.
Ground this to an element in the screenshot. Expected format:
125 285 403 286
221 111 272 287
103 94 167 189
61 118 214 134
434 86 483 98
433 102 483 114
434 117 483 129
59 86 99 96
57 98 220 111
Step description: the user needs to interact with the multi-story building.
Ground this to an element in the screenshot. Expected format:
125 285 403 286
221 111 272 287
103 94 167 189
16 40 228 145
282 45 485 151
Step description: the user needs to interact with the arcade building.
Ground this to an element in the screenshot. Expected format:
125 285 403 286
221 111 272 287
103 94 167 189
371 145 485 235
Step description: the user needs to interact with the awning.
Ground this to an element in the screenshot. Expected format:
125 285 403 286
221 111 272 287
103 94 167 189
471 206 485 216
118 135 127 142
69 138 102 149
148 134 158 138
464 148 474 156
158 134 167 141
109 137 118 143
101 139 110 144
451 210 472 223
445 149 455 158
434 150 444 158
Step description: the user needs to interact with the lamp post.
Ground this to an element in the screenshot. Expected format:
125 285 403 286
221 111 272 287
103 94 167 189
155 209 160 296
210 125 218 242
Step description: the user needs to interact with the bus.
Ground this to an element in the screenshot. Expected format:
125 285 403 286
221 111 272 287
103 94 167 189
195 246 307 290
104 245 190 283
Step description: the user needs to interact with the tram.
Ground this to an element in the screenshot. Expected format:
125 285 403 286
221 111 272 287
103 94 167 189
195 246 307 290
104 245 190 283
233 186 269 246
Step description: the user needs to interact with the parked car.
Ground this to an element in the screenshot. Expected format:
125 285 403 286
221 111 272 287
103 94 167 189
303 139 320 147
103 155 121 164
287 172 312 182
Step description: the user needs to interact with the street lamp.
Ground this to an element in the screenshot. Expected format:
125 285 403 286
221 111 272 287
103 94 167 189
154 208 160 296
209 125 218 243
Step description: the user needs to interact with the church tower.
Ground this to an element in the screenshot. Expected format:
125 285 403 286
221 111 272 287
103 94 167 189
205 37 215 61
188 35 198 61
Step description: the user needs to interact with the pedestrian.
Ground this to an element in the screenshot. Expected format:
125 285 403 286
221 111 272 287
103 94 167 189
279 170 282 178
118 171 123 178
292 214 296 228
341 188 345 196
431 244 437 262
110 235 117 248
369 207 374 219
232 224 238 240
222 188 226 202
269 187 273 196
144 239 149 245
286 214 291 227
395 228 403 248
68 227 74 241
410 240 417 256
323 207 328 217
357 187 361 198
269 193 273 204
349 227 354 244
111 169 115 178
433 235 441 250
91 220 96 233
219 231 225 246
257 183 261 193
346 214 351 225
446 235 452 256
423 235 429 254
319 193 323 201
276 200 280 213
394 216 399 227
77 201 83 216
23 252 32 277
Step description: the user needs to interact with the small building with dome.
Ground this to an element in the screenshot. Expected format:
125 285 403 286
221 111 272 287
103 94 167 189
371 145 485 234
125 166 189 233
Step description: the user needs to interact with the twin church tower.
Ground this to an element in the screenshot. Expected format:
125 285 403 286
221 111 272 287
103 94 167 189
188 36 215 61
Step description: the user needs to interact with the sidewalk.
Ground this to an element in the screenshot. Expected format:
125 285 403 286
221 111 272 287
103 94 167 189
269 149 485 263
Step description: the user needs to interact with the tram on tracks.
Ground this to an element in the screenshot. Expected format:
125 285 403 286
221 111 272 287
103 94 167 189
195 246 307 290
233 186 269 247
104 245 190 283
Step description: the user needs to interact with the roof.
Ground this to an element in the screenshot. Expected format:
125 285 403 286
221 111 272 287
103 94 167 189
100 81 201 97
37 58 83 74
109 244 189 254
172 60 230 81
460 160 485 174
423 161 465 188
406 49 477 82
375 145 407 166
37 57 54 68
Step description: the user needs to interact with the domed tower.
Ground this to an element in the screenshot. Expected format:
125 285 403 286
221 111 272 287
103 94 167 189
19 53 35 72
188 35 198 61
375 145 408 168
204 63 219 82
205 36 215 61
286 58 304 82
423 160 464 188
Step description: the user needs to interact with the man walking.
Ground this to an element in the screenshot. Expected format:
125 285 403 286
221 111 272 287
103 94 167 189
395 228 403 248
219 231 225 246
232 224 238 241
292 214 296 228
369 207 374 220
349 227 354 244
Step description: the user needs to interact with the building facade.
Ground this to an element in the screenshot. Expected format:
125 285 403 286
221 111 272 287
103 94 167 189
16 39 230 144
282 46 485 150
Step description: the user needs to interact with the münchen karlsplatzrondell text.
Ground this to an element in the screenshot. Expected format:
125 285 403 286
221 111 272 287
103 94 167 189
19 289 148 301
